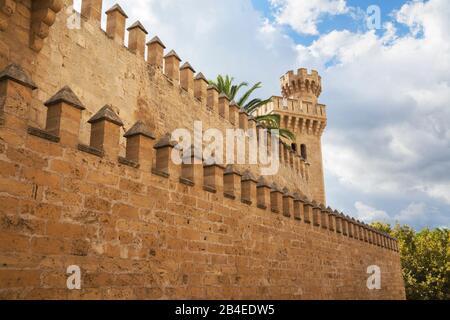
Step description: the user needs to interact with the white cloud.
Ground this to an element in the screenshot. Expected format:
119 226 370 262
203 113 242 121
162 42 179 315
299 0 450 210
416 184 450 205
270 0 349 35
354 201 448 229
70 0 449 229
88 0 298 98
395 0 450 44
354 202 390 222
394 202 427 223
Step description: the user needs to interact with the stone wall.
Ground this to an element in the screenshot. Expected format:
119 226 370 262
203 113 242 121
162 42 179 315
0 0 406 299
0 92 405 298
0 0 315 197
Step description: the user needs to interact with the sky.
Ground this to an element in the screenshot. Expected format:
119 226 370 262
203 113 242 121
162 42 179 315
73 0 450 230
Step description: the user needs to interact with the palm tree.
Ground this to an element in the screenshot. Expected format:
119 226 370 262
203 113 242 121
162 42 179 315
209 75 295 141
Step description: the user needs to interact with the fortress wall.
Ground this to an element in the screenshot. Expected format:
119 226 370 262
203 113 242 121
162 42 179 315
0 0 310 197
0 93 405 299
0 0 406 299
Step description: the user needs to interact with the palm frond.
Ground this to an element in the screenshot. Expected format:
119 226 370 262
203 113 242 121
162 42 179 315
230 82 248 101
237 82 262 107
209 74 296 142
255 114 280 129
245 97 273 114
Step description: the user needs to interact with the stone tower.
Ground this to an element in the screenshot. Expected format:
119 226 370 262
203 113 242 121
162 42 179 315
280 68 327 204
258 68 327 204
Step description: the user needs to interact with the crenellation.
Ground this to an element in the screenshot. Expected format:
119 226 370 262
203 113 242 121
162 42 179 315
280 68 322 101
203 162 225 194
123 121 155 170
218 92 229 120
248 115 257 129
282 188 294 218
88 105 123 158
293 193 303 221
105 4 127 45
164 49 181 83
44 85 84 147
354 219 361 241
81 0 102 25
303 199 313 224
348 217 354 238
358 222 365 241
228 100 240 126
366 226 372 244
327 207 335 231
127 21 147 57
334 210 342 234
0 63 37 89
320 204 328 229
270 182 283 214
312 201 321 227
238 108 249 131
241 169 257 206
147 36 166 68
153 133 178 178
256 176 271 210
180 62 195 95
194 72 208 104
0 64 37 128
206 84 219 113
223 164 242 200
341 214 349 236
179 144 199 186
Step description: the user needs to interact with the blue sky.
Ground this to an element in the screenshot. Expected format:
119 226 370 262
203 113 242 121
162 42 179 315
252 0 409 42
74 0 450 230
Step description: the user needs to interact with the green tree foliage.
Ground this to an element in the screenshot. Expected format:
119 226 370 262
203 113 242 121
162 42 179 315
371 222 450 300
209 75 296 141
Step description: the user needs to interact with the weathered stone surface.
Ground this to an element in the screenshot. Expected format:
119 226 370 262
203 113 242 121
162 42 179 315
44 86 85 110
124 121 155 139
164 49 181 61
0 64 37 89
194 72 207 82
27 126 60 143
127 20 148 34
105 3 128 18
88 105 123 126
180 62 195 72
241 169 257 182
153 134 177 149
146 36 166 49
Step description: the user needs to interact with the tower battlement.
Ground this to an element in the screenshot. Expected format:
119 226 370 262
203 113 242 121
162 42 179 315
281 68 322 101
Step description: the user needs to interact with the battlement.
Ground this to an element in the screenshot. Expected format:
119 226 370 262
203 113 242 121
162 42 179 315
259 96 326 118
0 0 314 196
255 96 327 139
0 62 399 244
281 68 322 101
0 0 405 300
